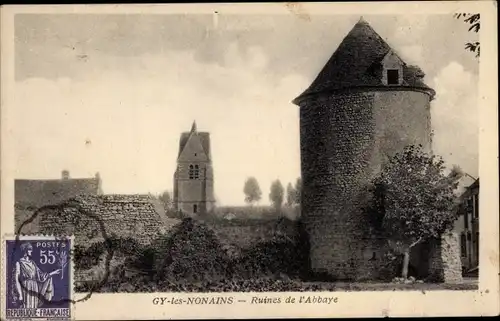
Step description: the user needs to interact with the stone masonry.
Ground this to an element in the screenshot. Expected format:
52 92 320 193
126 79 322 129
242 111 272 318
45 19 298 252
38 194 179 247
428 232 464 283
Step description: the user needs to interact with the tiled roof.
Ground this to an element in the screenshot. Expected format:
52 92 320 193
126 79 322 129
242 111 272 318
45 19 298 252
15 177 100 207
293 19 435 104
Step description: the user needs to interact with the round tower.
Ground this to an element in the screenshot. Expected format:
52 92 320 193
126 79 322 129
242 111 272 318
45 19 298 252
293 18 436 280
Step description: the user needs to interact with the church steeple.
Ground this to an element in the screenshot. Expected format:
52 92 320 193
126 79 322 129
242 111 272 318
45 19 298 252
174 121 215 216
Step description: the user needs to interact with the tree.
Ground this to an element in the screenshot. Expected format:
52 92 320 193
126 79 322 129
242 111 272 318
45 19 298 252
158 190 173 211
243 177 262 205
368 145 463 279
294 177 302 205
454 13 480 57
286 183 297 207
269 180 285 212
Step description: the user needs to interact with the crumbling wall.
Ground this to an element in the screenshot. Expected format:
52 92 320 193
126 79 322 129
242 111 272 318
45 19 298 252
428 231 464 283
204 218 299 250
38 195 180 247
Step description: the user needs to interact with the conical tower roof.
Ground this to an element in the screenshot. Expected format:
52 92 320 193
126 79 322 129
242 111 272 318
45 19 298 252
293 19 435 105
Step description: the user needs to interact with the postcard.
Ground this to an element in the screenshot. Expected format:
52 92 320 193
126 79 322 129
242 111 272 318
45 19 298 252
1 2 498 319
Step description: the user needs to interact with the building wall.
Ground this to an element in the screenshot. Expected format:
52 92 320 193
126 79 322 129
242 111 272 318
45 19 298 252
454 181 480 272
175 162 215 215
299 89 433 280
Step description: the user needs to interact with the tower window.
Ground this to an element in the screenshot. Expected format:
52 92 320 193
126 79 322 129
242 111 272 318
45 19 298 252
189 165 194 179
193 204 198 213
194 165 199 179
387 69 400 85
189 164 200 180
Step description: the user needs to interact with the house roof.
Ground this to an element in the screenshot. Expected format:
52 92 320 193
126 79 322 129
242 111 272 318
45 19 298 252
178 121 211 160
15 175 101 208
459 178 480 200
293 18 435 104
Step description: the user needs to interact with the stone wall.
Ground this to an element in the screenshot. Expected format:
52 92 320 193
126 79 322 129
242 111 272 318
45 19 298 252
204 218 299 251
38 195 180 247
298 89 432 280
428 231 464 283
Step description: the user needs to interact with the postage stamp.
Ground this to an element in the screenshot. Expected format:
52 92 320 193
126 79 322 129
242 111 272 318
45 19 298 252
2 235 73 321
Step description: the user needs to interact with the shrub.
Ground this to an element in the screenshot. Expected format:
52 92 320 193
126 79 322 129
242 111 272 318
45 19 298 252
154 218 232 282
234 234 307 279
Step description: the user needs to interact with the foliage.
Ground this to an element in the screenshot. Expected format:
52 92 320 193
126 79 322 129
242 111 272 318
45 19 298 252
79 275 477 293
269 179 285 211
367 145 463 277
294 177 302 205
73 236 144 270
454 13 480 57
154 218 232 282
234 233 308 279
243 177 262 205
158 190 173 211
286 183 297 207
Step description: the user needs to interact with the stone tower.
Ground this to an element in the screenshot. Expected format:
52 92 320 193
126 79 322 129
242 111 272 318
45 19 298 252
293 19 436 280
173 121 215 216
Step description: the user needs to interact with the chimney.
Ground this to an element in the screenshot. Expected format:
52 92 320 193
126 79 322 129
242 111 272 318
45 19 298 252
61 170 70 180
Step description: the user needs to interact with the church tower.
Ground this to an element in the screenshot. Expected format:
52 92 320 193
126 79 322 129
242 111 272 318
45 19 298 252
293 18 437 280
173 121 215 216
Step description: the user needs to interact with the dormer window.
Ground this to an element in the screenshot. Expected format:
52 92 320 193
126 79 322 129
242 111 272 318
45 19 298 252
387 69 400 85
381 50 403 86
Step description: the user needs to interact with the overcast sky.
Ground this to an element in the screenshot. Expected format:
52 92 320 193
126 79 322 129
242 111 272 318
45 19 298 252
10 13 479 205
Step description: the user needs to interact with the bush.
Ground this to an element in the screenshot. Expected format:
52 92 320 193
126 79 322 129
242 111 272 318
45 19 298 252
74 243 106 270
154 218 232 282
234 234 307 279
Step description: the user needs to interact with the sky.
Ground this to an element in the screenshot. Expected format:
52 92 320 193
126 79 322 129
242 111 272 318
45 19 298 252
9 13 479 205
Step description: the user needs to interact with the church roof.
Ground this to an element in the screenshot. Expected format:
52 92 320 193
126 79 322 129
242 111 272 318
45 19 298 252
293 18 435 104
178 122 211 160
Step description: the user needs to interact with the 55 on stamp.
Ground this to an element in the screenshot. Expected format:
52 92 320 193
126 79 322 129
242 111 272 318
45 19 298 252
2 235 73 320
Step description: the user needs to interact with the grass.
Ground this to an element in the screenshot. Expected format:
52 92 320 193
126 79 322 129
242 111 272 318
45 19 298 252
301 281 478 292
